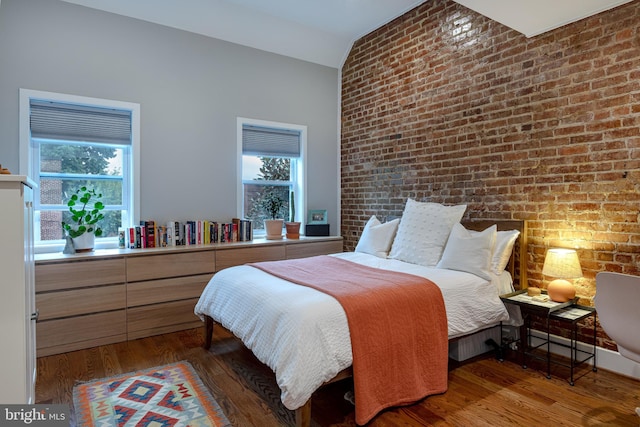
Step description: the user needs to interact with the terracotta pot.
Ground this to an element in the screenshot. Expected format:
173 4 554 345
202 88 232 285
71 231 95 252
264 219 284 240
285 222 301 239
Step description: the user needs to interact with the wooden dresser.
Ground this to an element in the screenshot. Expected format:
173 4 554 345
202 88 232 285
35 236 343 356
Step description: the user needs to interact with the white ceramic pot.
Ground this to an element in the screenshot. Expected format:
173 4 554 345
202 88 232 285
264 219 284 240
72 231 95 252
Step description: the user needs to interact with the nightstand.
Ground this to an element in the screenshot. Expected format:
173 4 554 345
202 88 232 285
500 290 597 385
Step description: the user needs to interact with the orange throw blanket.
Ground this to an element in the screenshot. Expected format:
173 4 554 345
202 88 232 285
249 255 448 425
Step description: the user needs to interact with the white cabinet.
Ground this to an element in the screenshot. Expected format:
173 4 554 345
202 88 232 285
0 175 36 404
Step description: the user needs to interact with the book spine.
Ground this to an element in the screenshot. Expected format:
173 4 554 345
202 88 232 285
204 220 210 244
226 223 232 242
176 221 182 245
157 225 167 247
242 219 252 241
232 218 241 242
139 222 146 248
128 227 136 249
211 222 218 243
146 221 156 248
184 223 191 246
185 221 196 245
167 222 175 247
135 226 141 248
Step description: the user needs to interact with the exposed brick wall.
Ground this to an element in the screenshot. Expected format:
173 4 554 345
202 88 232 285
341 0 640 349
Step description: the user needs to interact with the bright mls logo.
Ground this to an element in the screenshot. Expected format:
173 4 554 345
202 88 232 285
1 405 69 426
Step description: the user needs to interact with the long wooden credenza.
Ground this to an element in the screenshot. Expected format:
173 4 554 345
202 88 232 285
35 236 343 357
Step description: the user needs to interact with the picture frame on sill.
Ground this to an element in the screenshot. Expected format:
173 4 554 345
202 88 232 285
307 209 327 224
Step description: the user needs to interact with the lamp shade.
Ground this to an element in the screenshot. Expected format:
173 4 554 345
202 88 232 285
542 248 583 279
542 248 582 302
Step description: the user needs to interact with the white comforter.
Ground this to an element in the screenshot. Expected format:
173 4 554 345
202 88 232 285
194 252 512 411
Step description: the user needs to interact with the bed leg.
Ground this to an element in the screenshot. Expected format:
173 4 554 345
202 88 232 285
203 315 214 349
295 400 311 427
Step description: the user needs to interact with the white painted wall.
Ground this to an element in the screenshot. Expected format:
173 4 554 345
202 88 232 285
0 0 340 229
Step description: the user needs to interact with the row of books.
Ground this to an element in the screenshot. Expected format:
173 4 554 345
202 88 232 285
119 219 253 249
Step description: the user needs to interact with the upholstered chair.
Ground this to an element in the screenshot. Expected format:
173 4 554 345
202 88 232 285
595 272 640 417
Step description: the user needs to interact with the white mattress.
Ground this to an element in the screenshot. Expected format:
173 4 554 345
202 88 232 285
194 252 512 411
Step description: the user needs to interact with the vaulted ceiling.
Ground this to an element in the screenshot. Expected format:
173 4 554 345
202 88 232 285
60 0 633 68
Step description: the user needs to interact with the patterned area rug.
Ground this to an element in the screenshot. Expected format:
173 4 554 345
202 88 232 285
73 361 231 427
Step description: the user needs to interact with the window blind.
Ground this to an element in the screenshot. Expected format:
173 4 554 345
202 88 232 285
242 124 301 157
30 100 132 145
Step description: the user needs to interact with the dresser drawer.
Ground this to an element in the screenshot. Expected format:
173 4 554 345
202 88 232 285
216 245 285 271
36 284 126 321
36 310 126 355
285 240 343 259
126 251 215 282
127 298 201 339
36 258 126 292
127 274 210 307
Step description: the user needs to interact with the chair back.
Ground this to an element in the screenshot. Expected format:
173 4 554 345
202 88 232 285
595 272 640 363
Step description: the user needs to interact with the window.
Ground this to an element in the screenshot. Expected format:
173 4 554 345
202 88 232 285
238 118 306 233
20 90 140 252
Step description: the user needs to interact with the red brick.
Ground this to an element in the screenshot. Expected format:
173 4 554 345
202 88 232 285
341 0 640 351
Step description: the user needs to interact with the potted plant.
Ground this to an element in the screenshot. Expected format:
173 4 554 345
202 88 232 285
261 191 285 240
62 185 105 252
285 191 301 239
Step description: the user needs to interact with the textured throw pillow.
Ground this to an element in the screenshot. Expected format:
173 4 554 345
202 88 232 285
492 229 520 274
355 216 400 258
388 199 467 266
437 223 497 281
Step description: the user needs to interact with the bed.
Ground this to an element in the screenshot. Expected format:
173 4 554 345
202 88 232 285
195 200 527 426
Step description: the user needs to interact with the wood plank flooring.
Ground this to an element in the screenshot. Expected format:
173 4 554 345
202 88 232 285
36 325 640 426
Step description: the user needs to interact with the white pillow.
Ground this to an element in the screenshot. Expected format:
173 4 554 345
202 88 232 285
388 199 467 266
355 216 400 258
492 230 520 274
437 223 497 281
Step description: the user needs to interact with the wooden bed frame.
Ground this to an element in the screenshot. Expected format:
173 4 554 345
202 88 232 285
202 219 528 427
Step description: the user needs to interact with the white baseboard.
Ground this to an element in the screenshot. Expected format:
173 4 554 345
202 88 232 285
530 329 640 381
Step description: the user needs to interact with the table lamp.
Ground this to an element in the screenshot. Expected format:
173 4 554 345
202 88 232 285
542 248 582 302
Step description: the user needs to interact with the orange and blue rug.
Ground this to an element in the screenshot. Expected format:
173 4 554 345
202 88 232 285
73 361 231 426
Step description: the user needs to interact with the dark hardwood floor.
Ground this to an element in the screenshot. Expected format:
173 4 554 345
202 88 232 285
36 325 639 426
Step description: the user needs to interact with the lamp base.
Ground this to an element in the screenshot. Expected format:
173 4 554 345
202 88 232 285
547 279 576 302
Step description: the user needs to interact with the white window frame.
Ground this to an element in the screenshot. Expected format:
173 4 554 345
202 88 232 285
237 117 307 235
19 89 140 253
